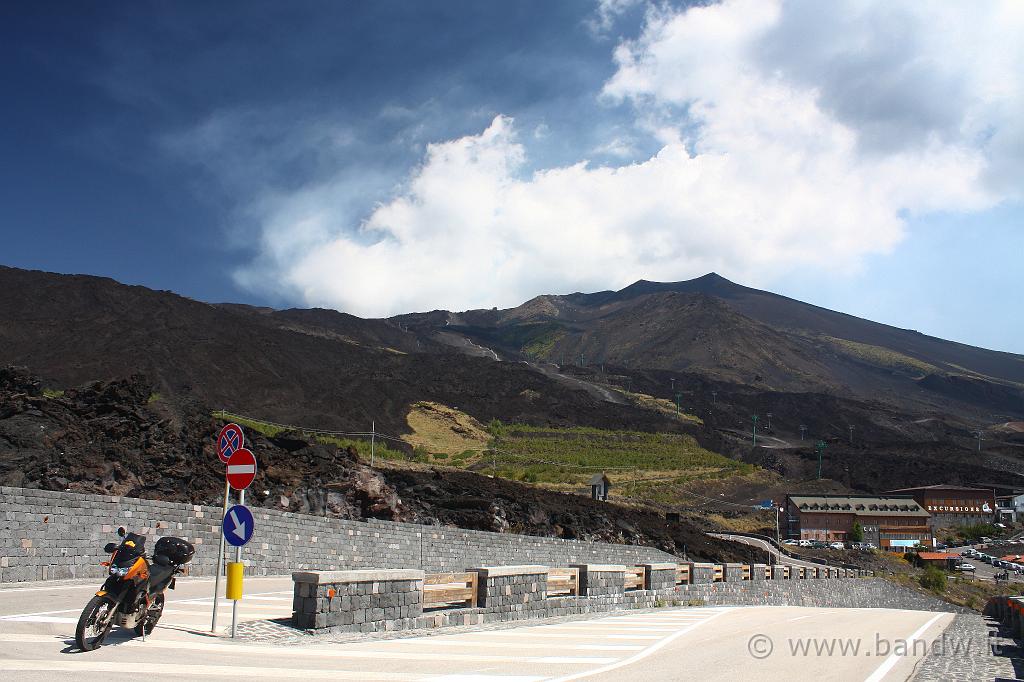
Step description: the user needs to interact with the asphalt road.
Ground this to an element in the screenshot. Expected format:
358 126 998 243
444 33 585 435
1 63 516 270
0 576 955 681
708 533 822 568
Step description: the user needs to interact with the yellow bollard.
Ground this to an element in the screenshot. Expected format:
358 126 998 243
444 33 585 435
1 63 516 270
225 562 244 601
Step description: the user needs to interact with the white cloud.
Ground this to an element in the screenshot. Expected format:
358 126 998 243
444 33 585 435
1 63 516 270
228 0 1021 317
587 0 645 35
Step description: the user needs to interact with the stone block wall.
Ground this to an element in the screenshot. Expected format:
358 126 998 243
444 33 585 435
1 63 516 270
292 569 424 633
575 564 625 597
473 566 548 611
723 563 748 582
643 563 676 591
690 562 716 584
0 486 678 582
292 568 964 634
678 578 968 613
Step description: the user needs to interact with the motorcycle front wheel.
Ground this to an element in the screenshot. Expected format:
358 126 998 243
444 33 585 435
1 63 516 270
75 595 115 651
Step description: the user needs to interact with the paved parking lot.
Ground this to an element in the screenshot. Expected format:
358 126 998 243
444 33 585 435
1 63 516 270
0 576 958 681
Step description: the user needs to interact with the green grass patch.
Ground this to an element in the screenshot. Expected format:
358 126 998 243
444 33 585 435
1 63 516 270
42 388 64 398
485 422 752 488
824 337 938 375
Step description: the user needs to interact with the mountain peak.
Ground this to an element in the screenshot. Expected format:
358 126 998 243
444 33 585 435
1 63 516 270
614 273 744 300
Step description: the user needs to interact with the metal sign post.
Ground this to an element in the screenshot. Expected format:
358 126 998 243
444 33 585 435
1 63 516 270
232 489 244 638
210 478 230 632
211 423 244 633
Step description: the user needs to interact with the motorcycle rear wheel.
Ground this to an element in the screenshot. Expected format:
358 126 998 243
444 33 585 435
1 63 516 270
134 592 164 636
75 595 115 651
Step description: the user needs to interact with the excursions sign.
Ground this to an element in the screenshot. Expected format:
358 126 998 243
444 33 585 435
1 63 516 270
925 502 993 514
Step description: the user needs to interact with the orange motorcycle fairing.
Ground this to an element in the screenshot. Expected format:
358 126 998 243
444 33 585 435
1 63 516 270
124 557 149 582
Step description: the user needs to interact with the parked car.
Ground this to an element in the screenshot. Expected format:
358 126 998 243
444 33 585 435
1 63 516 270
980 536 993 543
993 559 1006 568
933 543 947 550
829 542 845 550
798 540 812 547
962 548 977 558
862 543 876 550
957 563 976 572
782 540 799 546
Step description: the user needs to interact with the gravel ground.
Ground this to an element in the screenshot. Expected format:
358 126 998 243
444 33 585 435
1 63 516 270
913 613 1022 681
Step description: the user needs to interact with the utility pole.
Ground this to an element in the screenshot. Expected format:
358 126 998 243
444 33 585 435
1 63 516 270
711 390 717 405
848 425 854 445
799 424 807 441
816 441 827 479
766 412 773 431
674 392 682 418
752 415 759 446
370 420 376 467
975 430 983 452
670 378 675 394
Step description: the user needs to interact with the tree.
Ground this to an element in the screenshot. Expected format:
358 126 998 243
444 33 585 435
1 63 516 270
850 522 864 543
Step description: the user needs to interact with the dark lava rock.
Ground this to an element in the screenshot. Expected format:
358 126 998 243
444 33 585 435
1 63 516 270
0 366 757 563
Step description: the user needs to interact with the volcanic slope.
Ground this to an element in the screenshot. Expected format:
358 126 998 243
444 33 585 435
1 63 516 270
0 266 679 436
406 273 1024 420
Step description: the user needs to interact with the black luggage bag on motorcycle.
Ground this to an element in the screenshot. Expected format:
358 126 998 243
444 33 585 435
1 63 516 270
154 536 195 565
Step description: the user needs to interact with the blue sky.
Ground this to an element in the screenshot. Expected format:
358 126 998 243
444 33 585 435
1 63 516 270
1 1 1022 353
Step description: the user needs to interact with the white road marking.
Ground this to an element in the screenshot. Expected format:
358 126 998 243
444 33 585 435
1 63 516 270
0 633 617 664
480 631 662 640
605 635 664 640
384 640 643 652
863 613 945 682
545 626 678 632
1 616 77 624
787 615 813 622
547 608 732 682
421 677 545 682
0 660 421 680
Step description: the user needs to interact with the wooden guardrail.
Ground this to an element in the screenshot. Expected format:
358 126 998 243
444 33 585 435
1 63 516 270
423 572 478 609
624 566 645 591
676 563 690 585
741 564 751 580
783 565 791 579
547 568 580 597
713 565 724 582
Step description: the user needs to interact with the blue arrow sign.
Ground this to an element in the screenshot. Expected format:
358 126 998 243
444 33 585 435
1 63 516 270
223 504 255 547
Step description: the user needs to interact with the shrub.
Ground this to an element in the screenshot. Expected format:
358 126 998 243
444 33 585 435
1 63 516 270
920 566 948 593
850 522 864 542
957 523 998 541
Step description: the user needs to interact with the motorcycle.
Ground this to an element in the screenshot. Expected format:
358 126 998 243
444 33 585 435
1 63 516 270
75 526 195 651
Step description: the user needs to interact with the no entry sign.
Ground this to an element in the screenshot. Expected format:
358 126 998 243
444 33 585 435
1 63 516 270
226 448 257 490
217 423 244 464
